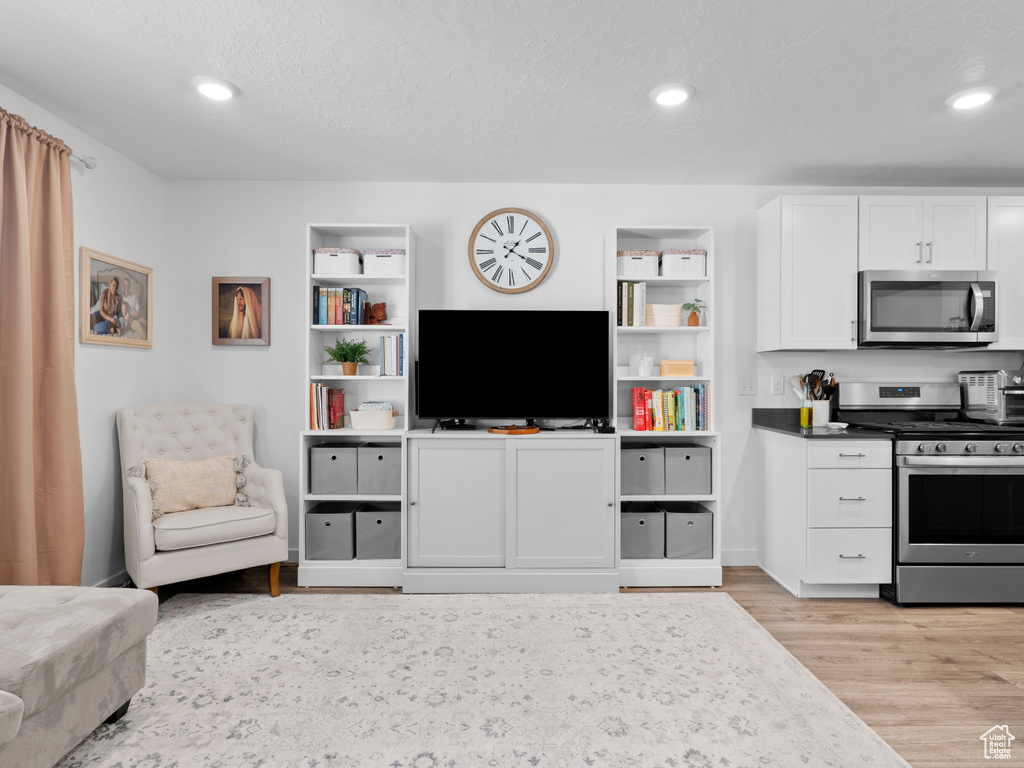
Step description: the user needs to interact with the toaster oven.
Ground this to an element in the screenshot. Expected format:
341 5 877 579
959 370 1024 424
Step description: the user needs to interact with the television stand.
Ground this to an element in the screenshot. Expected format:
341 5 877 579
432 418 477 433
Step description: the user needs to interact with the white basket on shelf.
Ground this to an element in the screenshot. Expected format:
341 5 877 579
644 303 683 327
616 250 659 278
660 249 706 278
314 248 362 274
363 249 406 276
349 409 398 430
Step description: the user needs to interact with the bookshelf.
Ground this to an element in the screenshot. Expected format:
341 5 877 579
608 226 722 588
299 224 413 587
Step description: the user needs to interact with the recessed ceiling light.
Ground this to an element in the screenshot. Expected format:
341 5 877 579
649 83 694 107
946 86 998 110
191 76 239 101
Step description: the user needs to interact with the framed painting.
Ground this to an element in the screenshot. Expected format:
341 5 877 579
79 247 153 349
212 276 270 346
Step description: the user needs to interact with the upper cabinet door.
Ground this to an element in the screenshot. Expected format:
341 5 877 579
922 197 987 269
859 196 924 269
987 197 1024 350
779 196 859 350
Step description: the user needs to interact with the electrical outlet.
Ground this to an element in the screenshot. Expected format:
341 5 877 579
737 376 757 396
771 376 785 395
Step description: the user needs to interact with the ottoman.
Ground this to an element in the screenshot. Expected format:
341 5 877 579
0 586 158 768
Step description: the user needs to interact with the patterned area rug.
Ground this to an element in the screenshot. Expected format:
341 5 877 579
59 592 909 768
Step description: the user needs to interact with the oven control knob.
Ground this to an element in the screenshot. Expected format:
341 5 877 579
996 443 1010 453
917 443 933 453
935 443 948 453
1014 443 1024 454
965 443 979 453
1013 376 1023 386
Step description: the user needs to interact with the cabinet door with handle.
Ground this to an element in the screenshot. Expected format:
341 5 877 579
859 196 924 270
510 438 616 568
923 196 987 269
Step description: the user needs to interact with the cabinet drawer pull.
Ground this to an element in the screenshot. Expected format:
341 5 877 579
916 241 923 263
838 453 866 458
838 496 867 501
838 553 866 560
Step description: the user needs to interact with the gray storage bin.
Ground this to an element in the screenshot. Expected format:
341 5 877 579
310 445 357 495
355 502 401 559
620 502 666 559
621 444 665 495
357 443 401 495
305 502 357 560
665 443 712 495
663 501 713 559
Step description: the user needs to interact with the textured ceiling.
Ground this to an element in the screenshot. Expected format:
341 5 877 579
1 0 1022 185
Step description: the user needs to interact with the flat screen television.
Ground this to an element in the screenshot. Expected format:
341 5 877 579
417 309 610 422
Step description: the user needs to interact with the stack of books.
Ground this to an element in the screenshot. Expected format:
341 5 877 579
617 281 647 326
631 385 709 431
378 333 404 376
309 384 344 430
313 286 370 325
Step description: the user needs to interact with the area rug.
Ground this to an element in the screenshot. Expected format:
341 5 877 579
58 592 909 768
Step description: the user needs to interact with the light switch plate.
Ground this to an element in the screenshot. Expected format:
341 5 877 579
737 376 757 396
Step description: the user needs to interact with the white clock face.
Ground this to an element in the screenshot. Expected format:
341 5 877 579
469 208 553 294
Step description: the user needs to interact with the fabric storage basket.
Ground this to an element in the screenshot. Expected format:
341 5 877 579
305 502 357 560
645 303 683 327
363 248 406 276
309 445 358 494
314 247 362 274
662 501 713 559
349 409 398 430
660 249 706 278
620 502 666 559
616 250 659 278
355 502 401 559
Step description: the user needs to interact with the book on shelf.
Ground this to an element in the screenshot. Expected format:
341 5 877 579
309 383 345 429
629 384 709 432
618 281 647 327
312 286 374 325
377 333 405 376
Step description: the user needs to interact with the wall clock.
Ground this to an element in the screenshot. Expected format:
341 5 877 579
468 207 554 294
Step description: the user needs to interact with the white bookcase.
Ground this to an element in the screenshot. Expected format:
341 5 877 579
298 224 413 587
608 226 721 587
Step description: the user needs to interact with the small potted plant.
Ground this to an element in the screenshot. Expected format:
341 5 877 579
682 298 705 327
324 338 370 375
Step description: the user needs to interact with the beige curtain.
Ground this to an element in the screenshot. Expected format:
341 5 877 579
0 107 84 585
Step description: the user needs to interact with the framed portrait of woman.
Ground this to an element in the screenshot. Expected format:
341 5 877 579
212 277 270 346
79 247 154 349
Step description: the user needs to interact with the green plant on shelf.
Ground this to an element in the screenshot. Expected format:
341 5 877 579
324 338 370 364
681 298 705 316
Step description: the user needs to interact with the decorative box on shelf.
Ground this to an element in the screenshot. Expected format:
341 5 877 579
616 250 659 278
363 248 406 276
660 360 695 376
349 408 398 430
660 249 706 278
645 303 683 326
314 247 362 274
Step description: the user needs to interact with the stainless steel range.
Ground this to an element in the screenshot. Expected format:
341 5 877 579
837 381 1024 604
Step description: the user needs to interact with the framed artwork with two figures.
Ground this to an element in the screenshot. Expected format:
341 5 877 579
79 247 153 349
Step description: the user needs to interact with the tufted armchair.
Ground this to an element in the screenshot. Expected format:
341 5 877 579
116 402 288 596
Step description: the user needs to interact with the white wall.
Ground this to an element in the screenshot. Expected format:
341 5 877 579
0 84 169 586
165 181 1024 566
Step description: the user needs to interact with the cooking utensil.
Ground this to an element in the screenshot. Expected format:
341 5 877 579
809 369 826 400
790 374 806 402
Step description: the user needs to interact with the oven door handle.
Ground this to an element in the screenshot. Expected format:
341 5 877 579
968 282 984 332
902 455 1024 468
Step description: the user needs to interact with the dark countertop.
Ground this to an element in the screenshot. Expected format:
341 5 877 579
751 408 893 441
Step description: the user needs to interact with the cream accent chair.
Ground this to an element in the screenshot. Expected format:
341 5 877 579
116 402 287 596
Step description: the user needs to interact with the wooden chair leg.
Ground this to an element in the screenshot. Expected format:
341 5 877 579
147 587 158 596
268 562 281 597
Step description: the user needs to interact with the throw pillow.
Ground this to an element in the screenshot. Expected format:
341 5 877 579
129 454 252 520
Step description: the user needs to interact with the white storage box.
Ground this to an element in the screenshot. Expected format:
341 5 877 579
349 409 398 430
645 303 683 327
660 249 706 278
314 247 362 274
363 248 406 276
616 250 659 278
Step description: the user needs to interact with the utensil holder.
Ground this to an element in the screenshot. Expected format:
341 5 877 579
812 400 831 427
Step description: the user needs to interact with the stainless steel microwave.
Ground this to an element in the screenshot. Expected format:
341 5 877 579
859 270 997 347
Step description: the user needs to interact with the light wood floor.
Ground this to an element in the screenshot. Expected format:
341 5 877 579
160 565 1024 768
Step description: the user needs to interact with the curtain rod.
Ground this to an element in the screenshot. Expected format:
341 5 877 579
71 152 97 170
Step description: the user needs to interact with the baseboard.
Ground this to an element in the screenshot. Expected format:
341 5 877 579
722 548 758 566
92 570 130 588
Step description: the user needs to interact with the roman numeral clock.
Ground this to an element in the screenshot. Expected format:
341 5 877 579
469 208 554 294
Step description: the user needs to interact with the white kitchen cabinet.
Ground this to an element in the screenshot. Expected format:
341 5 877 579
986 197 1024 350
407 439 506 567
404 433 618 593
757 196 858 351
757 429 893 598
859 196 987 270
